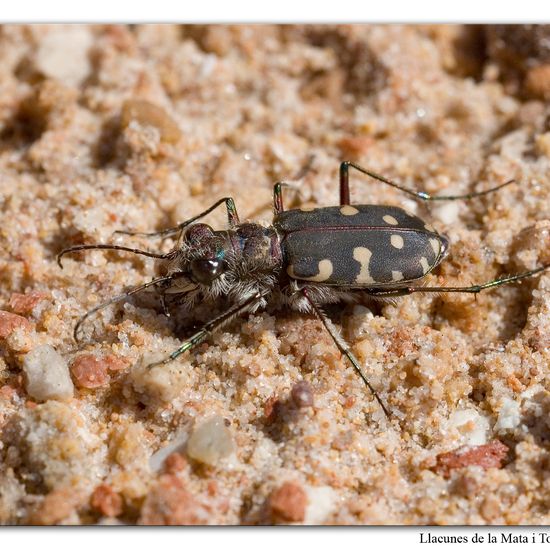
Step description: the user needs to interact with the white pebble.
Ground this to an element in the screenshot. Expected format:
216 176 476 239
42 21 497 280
432 201 460 225
186 416 235 466
23 345 74 402
446 408 489 446
304 486 337 525
35 26 93 87
130 354 190 404
494 398 521 432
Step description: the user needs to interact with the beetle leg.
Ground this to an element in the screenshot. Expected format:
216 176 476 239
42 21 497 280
273 182 286 214
340 160 516 205
301 287 391 420
366 265 549 298
114 197 240 239
273 155 315 214
159 292 170 317
273 182 301 214
146 292 266 369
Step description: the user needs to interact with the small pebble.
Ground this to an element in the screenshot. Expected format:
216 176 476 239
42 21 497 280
268 481 308 523
22 345 74 402
526 64 550 100
34 26 93 87
9 292 49 315
338 135 373 159
130 356 190 404
91 484 123 518
29 486 83 525
290 381 314 409
432 200 459 225
433 440 509 478
164 453 187 474
186 416 235 466
0 310 32 338
70 354 110 389
121 99 182 144
139 474 209 525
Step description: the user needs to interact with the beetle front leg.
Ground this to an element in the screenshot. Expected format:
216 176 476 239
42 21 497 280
146 292 265 369
71 274 176 343
115 197 240 239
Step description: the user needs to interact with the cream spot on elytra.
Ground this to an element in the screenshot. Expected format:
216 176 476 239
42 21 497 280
287 259 333 282
383 215 399 226
390 234 404 249
353 247 375 284
340 205 359 216
392 270 404 282
429 238 440 256
420 257 431 274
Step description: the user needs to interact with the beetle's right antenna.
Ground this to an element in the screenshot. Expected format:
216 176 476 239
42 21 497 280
57 243 180 341
72 274 176 342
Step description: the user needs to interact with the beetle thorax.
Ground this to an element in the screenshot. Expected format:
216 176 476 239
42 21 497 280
157 222 283 308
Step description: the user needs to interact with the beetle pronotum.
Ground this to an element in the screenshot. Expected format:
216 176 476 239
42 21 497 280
58 162 549 419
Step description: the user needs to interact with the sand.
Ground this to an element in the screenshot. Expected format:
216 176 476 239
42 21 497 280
0 24 549 525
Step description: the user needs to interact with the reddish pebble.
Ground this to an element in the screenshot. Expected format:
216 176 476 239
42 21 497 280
9 291 48 315
290 381 314 409
139 475 208 525
91 484 123 517
164 453 187 474
343 395 356 409
0 310 32 338
268 481 307 523
264 396 282 425
207 480 218 497
0 385 18 400
103 354 128 372
70 354 110 389
338 136 374 159
30 487 82 525
433 440 509 479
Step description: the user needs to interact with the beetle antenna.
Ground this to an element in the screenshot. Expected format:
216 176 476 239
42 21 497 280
73 274 175 342
57 244 169 268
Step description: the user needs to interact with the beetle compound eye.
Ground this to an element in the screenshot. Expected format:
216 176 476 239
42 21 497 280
190 258 224 284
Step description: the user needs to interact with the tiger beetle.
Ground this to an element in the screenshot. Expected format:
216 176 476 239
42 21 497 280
57 162 549 420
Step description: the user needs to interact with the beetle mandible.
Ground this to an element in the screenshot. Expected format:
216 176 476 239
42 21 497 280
57 162 550 419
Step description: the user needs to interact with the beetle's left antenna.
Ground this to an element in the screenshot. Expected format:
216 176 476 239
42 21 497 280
57 243 175 341
57 244 169 268
71 275 175 342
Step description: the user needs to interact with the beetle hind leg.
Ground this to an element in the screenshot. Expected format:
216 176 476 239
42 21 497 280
339 160 516 205
300 287 391 421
